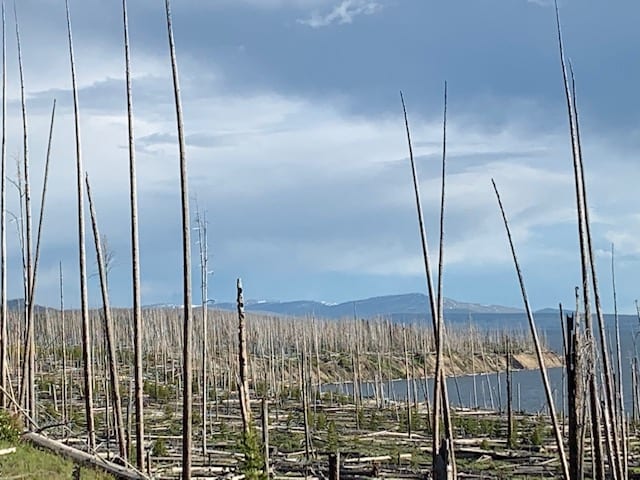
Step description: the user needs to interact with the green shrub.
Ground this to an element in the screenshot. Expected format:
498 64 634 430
531 420 547 446
239 426 266 480
0 408 21 442
152 437 168 457
327 420 339 451
143 380 172 401
314 411 327 430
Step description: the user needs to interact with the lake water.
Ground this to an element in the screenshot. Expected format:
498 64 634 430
326 312 640 414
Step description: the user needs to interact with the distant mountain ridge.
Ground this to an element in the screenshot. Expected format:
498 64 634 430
211 293 523 319
7 298 49 313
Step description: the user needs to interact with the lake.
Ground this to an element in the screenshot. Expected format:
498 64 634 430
326 311 640 414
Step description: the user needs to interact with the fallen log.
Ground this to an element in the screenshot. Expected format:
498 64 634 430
344 452 413 463
0 446 16 456
23 432 149 480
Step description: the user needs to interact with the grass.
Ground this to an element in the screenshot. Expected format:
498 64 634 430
0 441 115 479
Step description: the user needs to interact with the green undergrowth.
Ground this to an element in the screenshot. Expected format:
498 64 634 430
0 441 115 479
0 408 114 479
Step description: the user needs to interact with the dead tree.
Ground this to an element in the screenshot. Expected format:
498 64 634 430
65 0 96 449
164 0 194 476
555 4 606 478
121 0 145 469
195 209 210 456
0 0 6 409
400 91 455 477
492 179 569 480
14 3 35 422
566 313 584 480
237 278 252 434
85 174 127 460
506 338 514 448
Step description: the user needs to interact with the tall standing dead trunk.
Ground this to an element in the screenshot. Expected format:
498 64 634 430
85 174 127 460
400 91 454 478
492 179 569 480
14 3 35 422
611 245 628 479
569 60 622 479
196 210 209 456
433 83 456 478
64 0 95 449
554 5 604 478
164 0 193 476
0 0 7 410
121 0 145 470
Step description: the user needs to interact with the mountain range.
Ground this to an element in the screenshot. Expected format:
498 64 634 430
211 293 523 319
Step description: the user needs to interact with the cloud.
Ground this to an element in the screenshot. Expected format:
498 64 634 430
3 0 640 312
298 0 382 28
527 0 554 6
15 54 637 308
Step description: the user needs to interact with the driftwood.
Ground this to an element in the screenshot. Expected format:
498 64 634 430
23 432 149 480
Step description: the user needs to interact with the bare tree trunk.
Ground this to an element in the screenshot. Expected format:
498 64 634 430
433 81 456 478
65 0 95 449
14 3 36 423
164 0 193 476
59 262 68 425
506 338 514 448
400 91 454 477
237 279 251 434
611 244 628 479
262 397 270 477
329 452 340 480
121 0 145 470
196 210 209 456
301 339 311 462
492 179 569 480
570 64 622 480
85 174 127 460
554 6 605 478
403 326 411 439
0 0 6 410
313 318 321 403
566 312 584 480
29 99 56 314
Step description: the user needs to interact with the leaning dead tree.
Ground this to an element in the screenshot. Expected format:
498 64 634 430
85 173 127 460
492 178 569 480
30 99 56 318
164 0 193 477
65 0 95 449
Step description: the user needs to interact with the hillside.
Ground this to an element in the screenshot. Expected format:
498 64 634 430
212 293 522 318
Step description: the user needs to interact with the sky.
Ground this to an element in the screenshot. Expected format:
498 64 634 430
2 0 639 312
